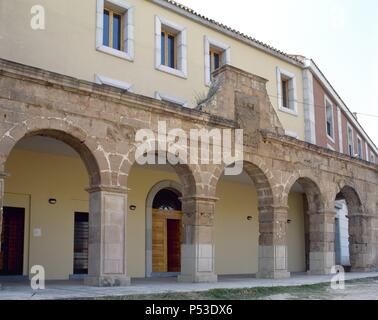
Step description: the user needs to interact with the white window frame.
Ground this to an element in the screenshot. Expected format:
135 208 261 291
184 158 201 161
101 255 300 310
324 95 335 142
284 130 299 139
155 16 187 79
155 91 188 107
371 152 376 164
96 0 134 61
276 67 298 116
365 142 369 162
327 144 335 151
337 106 343 153
95 74 133 92
204 36 231 86
356 135 363 160
347 123 354 157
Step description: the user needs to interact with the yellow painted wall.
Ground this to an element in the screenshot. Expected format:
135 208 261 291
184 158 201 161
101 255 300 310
0 0 305 139
287 192 306 272
3 149 306 279
4 149 89 280
214 178 259 275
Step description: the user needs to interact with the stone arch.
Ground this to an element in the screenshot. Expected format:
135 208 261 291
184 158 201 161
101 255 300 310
284 175 325 273
0 118 108 186
212 159 274 208
335 183 372 271
123 146 200 198
285 175 325 213
145 180 182 277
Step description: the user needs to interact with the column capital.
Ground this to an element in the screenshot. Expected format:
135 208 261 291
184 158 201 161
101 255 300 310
86 185 129 195
0 171 10 179
180 195 219 203
258 205 289 212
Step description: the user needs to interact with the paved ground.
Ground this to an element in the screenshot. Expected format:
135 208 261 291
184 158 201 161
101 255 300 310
0 272 378 300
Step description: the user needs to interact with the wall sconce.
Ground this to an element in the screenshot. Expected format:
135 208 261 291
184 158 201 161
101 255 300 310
247 216 253 221
129 205 136 211
287 219 292 224
48 198 57 205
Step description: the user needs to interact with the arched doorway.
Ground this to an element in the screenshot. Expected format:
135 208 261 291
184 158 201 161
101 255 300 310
0 131 100 280
335 185 364 271
151 187 182 276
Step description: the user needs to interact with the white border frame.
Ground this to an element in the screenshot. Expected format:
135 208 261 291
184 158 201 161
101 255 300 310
276 67 298 116
155 15 187 79
324 95 335 143
155 91 188 107
356 134 363 160
204 36 231 86
145 180 182 277
347 123 354 157
284 130 299 139
95 74 133 92
96 0 134 61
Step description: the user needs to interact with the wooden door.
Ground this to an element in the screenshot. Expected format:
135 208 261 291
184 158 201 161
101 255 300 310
0 207 25 275
167 219 181 272
152 209 182 273
152 212 167 272
73 212 89 274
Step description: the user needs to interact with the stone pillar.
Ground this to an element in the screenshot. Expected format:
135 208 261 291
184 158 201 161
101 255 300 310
84 186 130 287
178 196 218 283
257 205 290 279
308 210 336 275
0 173 5 253
349 214 374 272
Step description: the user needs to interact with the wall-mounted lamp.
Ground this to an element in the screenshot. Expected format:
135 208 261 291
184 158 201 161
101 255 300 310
48 198 57 205
247 216 253 221
287 219 292 224
129 205 137 211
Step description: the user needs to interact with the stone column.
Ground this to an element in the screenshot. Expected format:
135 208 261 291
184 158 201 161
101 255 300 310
349 214 374 272
257 205 290 279
308 210 336 275
178 196 218 283
0 173 5 253
84 186 130 287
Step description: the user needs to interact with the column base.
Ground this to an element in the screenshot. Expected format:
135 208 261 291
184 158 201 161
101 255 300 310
84 275 131 287
178 273 218 283
256 271 291 279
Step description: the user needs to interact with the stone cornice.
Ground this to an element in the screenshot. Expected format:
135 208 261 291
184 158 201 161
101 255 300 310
261 130 378 171
86 185 130 194
0 58 236 129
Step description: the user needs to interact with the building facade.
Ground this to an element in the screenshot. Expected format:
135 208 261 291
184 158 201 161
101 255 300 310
0 0 377 286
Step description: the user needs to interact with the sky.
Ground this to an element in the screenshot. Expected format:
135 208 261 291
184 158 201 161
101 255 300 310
176 0 378 146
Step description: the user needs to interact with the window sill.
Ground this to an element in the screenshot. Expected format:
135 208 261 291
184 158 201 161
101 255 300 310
96 45 133 62
278 106 298 116
156 64 187 79
327 134 335 144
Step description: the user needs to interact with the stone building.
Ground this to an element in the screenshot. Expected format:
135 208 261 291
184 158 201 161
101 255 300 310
0 0 376 286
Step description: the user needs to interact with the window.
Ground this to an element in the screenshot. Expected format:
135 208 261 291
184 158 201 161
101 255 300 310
161 29 176 69
155 16 187 78
347 124 354 157
276 67 297 115
357 136 363 159
103 7 123 51
204 36 231 85
210 47 222 74
325 96 334 139
371 153 376 164
96 0 134 61
155 91 188 107
281 78 289 109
